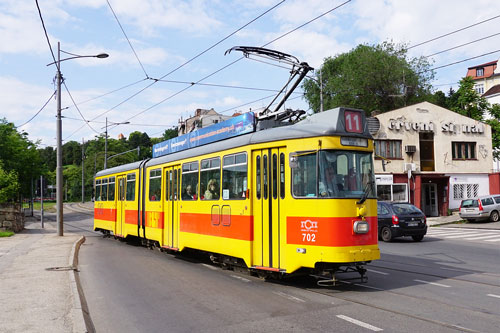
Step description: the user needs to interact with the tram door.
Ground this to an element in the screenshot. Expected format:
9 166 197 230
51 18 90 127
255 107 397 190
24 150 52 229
252 148 285 269
163 166 181 249
116 175 126 237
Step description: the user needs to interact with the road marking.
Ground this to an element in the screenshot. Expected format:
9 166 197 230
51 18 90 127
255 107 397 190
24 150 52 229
444 233 483 239
273 291 305 303
487 294 500 299
414 279 451 288
367 268 389 275
485 238 500 242
336 315 383 331
353 283 384 291
201 264 217 270
230 275 250 283
464 235 500 240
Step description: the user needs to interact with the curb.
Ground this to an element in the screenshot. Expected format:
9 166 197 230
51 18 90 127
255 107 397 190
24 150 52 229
69 235 87 333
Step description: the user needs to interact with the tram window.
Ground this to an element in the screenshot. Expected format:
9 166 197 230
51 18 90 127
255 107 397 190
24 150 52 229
200 157 220 200
280 153 285 199
222 152 247 200
182 161 199 200
101 178 108 201
291 152 317 197
108 176 116 201
126 173 136 201
149 169 162 201
256 156 261 199
173 169 178 200
95 179 101 201
272 154 278 199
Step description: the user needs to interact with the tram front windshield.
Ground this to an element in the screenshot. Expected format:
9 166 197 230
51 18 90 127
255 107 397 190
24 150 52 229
292 150 375 199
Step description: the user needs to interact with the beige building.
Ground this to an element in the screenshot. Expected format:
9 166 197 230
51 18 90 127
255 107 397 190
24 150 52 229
371 101 493 216
178 108 233 135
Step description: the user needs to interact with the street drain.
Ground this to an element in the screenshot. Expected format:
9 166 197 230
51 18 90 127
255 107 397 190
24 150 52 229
45 266 78 272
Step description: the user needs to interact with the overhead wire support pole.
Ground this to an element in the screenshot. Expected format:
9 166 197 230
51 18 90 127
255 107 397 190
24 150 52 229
56 41 63 236
47 42 109 236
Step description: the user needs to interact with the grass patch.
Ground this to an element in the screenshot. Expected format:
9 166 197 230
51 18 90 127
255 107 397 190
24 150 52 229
23 202 57 213
0 231 14 237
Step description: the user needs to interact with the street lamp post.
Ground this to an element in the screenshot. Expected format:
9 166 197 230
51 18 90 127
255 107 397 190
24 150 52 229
103 117 130 169
48 42 108 236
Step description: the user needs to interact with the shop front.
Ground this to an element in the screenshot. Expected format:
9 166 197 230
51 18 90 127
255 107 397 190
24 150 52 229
371 102 493 216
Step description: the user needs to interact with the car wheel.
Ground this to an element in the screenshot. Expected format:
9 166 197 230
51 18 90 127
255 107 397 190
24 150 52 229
381 227 393 242
412 235 424 242
490 211 499 222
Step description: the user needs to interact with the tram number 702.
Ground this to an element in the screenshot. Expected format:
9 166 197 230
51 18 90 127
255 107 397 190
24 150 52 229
302 233 316 242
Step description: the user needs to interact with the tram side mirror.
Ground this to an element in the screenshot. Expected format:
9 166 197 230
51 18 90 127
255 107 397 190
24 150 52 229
289 154 298 168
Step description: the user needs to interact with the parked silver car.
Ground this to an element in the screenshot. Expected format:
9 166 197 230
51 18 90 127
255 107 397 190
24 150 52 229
459 195 500 222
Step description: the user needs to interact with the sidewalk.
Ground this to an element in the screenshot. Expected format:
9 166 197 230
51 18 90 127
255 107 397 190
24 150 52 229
0 205 89 333
426 211 500 229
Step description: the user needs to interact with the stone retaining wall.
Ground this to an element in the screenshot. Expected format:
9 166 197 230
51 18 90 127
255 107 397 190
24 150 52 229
0 204 24 232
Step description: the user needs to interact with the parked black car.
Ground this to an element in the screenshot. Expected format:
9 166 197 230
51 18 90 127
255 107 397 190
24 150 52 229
377 202 427 242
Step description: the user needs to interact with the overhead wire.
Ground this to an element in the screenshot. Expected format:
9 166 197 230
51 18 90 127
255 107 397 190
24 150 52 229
62 82 100 135
154 78 303 94
425 32 500 58
120 1 351 123
81 0 287 125
408 13 500 50
35 0 58 71
16 90 56 128
106 0 149 78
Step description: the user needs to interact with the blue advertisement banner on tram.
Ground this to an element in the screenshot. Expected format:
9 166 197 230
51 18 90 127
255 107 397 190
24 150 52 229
152 112 255 158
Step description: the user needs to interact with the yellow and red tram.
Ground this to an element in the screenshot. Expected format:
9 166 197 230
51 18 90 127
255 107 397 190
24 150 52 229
94 107 380 280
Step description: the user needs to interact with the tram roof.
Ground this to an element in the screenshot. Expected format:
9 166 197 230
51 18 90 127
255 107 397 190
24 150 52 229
96 107 370 177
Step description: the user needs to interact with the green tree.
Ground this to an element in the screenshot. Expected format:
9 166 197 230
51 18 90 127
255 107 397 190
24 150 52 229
0 163 19 203
303 41 434 114
0 119 42 200
451 76 489 121
486 104 500 159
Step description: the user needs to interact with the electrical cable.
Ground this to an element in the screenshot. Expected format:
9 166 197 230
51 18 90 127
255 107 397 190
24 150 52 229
35 0 58 71
16 90 56 128
425 32 500 58
408 13 500 50
79 0 286 126
121 1 351 123
154 78 303 94
423 49 500 73
62 82 100 135
106 0 149 78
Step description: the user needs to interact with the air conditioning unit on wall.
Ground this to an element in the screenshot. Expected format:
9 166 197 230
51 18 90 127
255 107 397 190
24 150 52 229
404 163 416 172
405 145 417 153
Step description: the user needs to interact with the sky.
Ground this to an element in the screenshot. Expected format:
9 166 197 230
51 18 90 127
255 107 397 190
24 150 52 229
2 0 500 148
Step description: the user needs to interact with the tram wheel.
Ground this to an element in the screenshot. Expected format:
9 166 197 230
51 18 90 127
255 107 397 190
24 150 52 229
381 227 393 242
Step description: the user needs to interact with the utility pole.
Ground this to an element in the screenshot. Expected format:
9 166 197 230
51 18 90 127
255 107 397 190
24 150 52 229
82 138 85 203
40 175 44 228
104 117 108 169
47 41 108 236
56 42 63 236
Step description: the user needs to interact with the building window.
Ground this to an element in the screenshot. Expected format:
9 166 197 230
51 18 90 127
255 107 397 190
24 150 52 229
452 142 476 160
375 140 402 159
474 84 484 94
377 184 407 202
476 68 484 77
453 183 479 199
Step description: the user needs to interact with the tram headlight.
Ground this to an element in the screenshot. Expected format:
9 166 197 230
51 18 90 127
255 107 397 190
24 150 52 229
353 220 369 234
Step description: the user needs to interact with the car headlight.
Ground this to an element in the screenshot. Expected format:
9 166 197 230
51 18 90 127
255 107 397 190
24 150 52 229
353 220 369 234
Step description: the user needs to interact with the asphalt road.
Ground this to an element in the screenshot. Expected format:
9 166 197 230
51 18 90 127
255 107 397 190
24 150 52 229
67 207 500 332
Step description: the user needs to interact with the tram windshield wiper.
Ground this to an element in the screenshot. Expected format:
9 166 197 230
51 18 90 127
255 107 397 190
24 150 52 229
357 180 375 205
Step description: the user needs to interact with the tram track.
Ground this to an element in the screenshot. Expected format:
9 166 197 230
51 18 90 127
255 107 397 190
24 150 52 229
267 267 500 332
370 259 500 288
